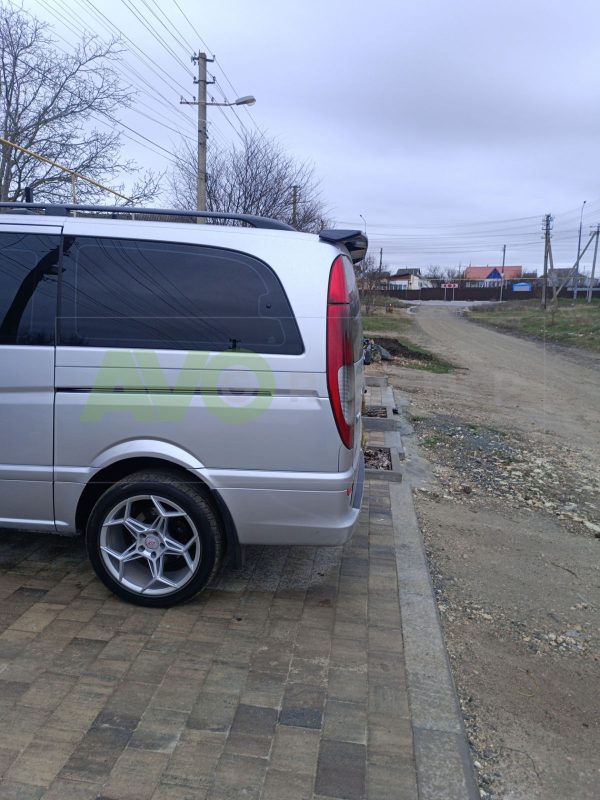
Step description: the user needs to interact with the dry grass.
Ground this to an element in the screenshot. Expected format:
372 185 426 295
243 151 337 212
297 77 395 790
467 299 600 352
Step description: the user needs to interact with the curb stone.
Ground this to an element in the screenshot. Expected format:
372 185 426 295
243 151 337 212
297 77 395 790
389 386 480 800
363 377 404 481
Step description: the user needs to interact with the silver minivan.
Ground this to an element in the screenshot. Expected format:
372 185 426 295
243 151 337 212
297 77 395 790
0 203 366 606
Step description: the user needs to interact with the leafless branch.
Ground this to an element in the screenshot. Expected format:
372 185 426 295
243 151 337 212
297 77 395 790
355 254 385 314
169 131 331 231
0 2 159 203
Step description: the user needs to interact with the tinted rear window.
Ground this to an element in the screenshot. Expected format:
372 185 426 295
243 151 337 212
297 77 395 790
58 236 303 354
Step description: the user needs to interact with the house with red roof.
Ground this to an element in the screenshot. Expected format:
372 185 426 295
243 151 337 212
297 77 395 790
464 266 522 286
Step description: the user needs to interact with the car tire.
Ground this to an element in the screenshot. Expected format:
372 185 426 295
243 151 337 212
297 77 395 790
86 470 224 607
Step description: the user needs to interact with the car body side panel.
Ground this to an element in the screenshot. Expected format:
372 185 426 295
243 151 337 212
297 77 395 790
0 350 54 531
54 361 338 473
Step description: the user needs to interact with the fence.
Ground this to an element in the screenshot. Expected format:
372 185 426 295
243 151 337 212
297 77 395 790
378 284 600 302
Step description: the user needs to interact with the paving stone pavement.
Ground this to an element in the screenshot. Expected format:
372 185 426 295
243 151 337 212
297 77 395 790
0 475 472 800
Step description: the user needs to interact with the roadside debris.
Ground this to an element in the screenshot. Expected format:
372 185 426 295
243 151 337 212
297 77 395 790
363 337 393 364
364 446 392 470
413 414 600 538
363 405 388 418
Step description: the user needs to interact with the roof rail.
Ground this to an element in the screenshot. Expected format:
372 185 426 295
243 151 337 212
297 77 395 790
319 229 368 264
0 202 295 231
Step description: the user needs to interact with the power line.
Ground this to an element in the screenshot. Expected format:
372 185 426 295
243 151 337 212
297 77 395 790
46 0 197 132
91 112 180 165
212 57 263 135
41 0 256 149
211 77 253 139
41 0 231 158
80 0 191 96
168 0 263 139
119 0 193 76
170 0 212 53
9 44 182 168
144 0 197 55
30 5 193 162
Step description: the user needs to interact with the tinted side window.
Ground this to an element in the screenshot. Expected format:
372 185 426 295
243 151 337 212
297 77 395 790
0 231 59 345
58 237 303 354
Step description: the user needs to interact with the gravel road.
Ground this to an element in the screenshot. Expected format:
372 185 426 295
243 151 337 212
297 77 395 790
404 305 600 462
383 306 600 800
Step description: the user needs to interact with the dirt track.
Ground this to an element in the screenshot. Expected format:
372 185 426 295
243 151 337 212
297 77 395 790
383 306 600 800
403 305 600 461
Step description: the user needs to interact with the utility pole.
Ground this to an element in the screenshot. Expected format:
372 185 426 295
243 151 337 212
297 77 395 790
541 214 552 309
180 62 255 220
587 224 599 303
379 248 383 269
574 200 586 302
181 52 215 220
552 229 596 302
291 185 299 227
194 51 214 217
499 244 506 302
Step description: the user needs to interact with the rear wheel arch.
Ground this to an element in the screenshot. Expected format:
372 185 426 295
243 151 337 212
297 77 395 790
75 458 238 557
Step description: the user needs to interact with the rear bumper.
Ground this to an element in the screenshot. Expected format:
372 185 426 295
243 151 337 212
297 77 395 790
205 450 365 546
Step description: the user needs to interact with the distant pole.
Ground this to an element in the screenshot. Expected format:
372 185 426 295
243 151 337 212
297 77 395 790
291 185 299 227
588 224 599 303
575 200 586 301
541 214 552 309
379 248 383 269
499 244 506 301
359 214 367 235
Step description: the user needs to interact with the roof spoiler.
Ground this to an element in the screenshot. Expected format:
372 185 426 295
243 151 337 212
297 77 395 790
319 229 368 264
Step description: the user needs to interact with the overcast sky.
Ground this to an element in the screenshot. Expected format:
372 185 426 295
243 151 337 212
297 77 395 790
26 0 600 271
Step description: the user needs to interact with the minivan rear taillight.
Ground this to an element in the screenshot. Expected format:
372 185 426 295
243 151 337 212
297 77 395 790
327 255 356 449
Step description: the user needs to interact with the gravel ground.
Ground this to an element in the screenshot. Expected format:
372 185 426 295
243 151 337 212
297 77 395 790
382 306 600 800
410 413 600 798
413 415 600 539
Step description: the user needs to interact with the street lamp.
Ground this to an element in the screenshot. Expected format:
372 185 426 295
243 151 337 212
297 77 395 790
196 95 256 217
359 214 367 235
207 95 256 108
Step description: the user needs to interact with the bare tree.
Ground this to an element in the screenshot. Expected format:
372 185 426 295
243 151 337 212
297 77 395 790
169 132 330 231
423 264 445 281
355 253 384 315
0 3 158 204
445 265 464 281
114 169 164 206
